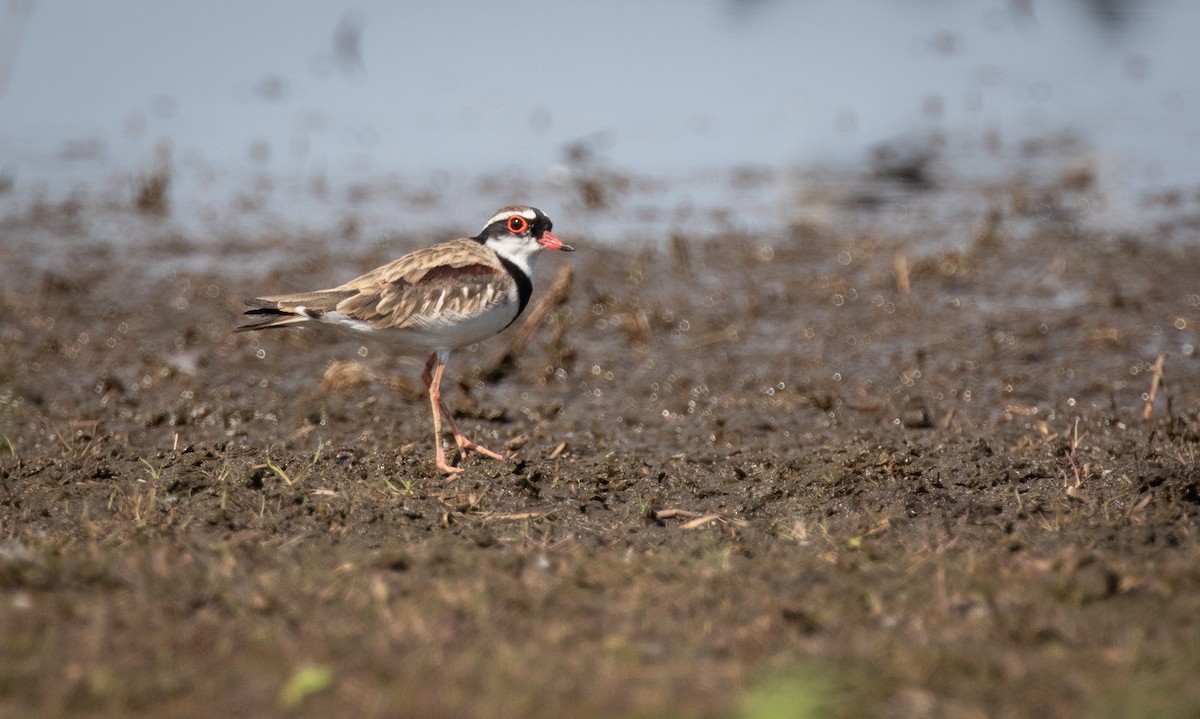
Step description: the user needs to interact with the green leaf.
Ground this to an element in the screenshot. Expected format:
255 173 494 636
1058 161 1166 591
280 664 334 707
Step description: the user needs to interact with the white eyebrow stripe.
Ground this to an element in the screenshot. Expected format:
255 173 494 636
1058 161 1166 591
482 208 537 230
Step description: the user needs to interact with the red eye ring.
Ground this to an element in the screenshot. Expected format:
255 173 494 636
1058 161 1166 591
507 216 529 233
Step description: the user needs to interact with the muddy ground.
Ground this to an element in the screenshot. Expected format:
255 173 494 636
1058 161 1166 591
2 169 1200 718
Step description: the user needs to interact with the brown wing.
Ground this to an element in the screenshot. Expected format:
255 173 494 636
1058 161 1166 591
329 239 513 330
239 239 512 332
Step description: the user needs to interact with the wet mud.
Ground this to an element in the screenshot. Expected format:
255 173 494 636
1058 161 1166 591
2 171 1200 718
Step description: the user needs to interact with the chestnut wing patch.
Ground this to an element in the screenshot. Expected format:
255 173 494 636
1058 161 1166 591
416 263 497 284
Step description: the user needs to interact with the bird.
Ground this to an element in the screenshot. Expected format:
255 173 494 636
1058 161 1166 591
235 205 574 474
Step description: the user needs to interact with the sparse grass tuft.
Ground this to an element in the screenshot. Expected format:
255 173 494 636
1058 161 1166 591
138 457 163 482
382 476 416 495
264 449 292 486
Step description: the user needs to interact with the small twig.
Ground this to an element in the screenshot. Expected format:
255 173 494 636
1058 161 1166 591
1065 417 1084 489
679 514 722 530
654 508 749 531
893 251 911 295
42 416 73 455
653 508 702 520
477 510 556 522
1142 353 1166 421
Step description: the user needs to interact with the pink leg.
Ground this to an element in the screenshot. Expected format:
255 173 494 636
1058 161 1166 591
422 352 506 474
423 353 461 474
439 400 506 463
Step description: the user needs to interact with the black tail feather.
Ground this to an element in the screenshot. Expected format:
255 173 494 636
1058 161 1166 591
234 303 309 332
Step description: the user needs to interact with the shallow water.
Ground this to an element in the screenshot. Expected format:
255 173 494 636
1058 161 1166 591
2 0 1198 243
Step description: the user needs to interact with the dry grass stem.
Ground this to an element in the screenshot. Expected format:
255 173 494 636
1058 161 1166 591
679 514 722 529
478 510 556 522
894 251 911 295
653 508 702 520
322 359 423 399
1142 353 1166 421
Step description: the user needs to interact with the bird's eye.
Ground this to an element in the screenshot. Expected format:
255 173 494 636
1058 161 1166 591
507 216 529 233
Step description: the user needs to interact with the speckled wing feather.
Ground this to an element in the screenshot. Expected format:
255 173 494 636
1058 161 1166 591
333 239 513 330
238 239 514 333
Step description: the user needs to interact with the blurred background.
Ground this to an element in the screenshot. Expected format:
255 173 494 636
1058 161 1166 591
0 0 1196 241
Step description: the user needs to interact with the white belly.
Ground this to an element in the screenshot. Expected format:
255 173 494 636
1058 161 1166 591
328 300 520 354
